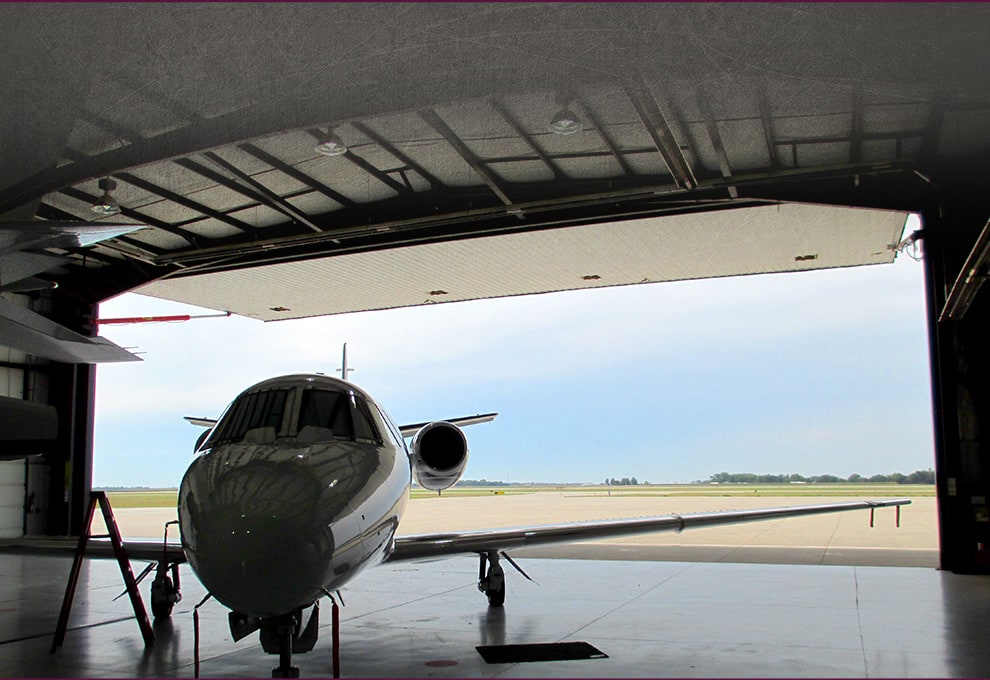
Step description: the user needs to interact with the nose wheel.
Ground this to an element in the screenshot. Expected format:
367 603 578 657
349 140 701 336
150 563 182 619
478 551 505 607
259 606 320 678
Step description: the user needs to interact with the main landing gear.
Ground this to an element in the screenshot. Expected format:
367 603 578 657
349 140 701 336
478 551 506 607
150 562 182 618
149 519 182 619
478 550 536 607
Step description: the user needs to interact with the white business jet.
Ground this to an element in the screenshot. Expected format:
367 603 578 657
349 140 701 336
1 348 911 677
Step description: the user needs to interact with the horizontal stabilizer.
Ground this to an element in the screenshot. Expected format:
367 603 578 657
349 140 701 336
184 416 218 428
399 412 498 438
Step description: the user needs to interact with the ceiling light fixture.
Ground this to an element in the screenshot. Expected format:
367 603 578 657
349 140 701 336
548 107 582 135
91 177 121 216
314 129 348 156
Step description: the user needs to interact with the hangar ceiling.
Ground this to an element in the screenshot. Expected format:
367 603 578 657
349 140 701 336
2 3 988 319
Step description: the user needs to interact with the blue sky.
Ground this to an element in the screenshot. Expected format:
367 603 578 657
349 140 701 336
93 216 934 487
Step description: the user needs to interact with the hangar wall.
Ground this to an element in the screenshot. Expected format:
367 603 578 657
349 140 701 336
923 188 990 574
0 291 76 538
1 293 32 537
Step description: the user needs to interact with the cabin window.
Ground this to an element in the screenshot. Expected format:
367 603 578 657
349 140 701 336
208 389 289 446
296 389 381 444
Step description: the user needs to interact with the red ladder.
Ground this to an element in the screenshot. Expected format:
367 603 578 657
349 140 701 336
50 491 155 652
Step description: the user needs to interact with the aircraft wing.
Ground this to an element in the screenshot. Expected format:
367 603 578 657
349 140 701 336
0 221 146 363
385 498 910 562
399 412 498 438
0 537 186 564
184 416 218 428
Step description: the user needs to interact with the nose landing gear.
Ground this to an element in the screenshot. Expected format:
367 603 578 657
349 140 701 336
259 604 320 678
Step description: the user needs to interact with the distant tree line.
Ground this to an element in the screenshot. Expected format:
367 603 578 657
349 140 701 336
456 479 512 487
699 470 935 485
605 477 647 486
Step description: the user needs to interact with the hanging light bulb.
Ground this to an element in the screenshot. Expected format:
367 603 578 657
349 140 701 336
91 177 121 215
548 107 582 135
314 129 348 156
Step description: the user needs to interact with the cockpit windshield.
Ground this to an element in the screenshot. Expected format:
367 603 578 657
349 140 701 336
297 389 381 444
207 389 289 447
202 383 382 450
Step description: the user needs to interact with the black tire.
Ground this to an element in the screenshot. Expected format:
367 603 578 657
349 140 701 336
487 585 505 607
151 576 175 619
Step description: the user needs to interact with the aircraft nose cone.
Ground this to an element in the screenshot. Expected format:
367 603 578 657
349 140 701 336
179 452 334 617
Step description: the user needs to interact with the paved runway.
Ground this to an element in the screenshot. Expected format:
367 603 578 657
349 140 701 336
109 492 938 567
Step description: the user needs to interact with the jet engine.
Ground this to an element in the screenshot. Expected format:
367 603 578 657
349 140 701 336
410 421 469 492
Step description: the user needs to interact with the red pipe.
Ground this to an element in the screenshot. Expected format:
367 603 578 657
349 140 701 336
332 599 340 678
95 312 231 325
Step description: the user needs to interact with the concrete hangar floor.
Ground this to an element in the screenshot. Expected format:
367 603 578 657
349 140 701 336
2 547 989 677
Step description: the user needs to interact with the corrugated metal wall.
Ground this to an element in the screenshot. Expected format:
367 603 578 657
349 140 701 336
1 293 49 538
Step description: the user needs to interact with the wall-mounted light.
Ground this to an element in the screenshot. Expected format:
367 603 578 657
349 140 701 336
548 107 582 135
91 177 121 215
315 129 348 156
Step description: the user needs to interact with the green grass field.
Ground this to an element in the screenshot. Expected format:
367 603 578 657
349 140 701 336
104 483 933 508
104 490 179 508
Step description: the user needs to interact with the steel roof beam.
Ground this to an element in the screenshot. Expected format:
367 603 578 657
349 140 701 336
173 158 271 205
571 100 633 177
417 108 518 212
696 91 737 199
484 147 657 165
198 152 323 233
918 100 947 165
57 186 199 248
72 110 146 148
490 99 567 181
237 143 357 209
775 131 927 147
114 172 256 234
0 97 360 216
304 128 411 196
350 121 445 190
756 88 782 169
850 88 864 165
623 78 697 190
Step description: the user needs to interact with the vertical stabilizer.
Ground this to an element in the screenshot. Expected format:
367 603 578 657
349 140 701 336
337 343 354 381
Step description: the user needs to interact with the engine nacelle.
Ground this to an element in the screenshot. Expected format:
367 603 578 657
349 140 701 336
410 421 469 492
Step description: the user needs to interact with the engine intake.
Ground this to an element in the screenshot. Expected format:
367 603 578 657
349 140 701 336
410 421 469 492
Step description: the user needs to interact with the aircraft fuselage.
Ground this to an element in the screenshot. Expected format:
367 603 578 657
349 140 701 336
177 375 410 617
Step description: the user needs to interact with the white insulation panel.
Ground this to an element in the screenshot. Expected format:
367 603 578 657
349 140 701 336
138 203 907 322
